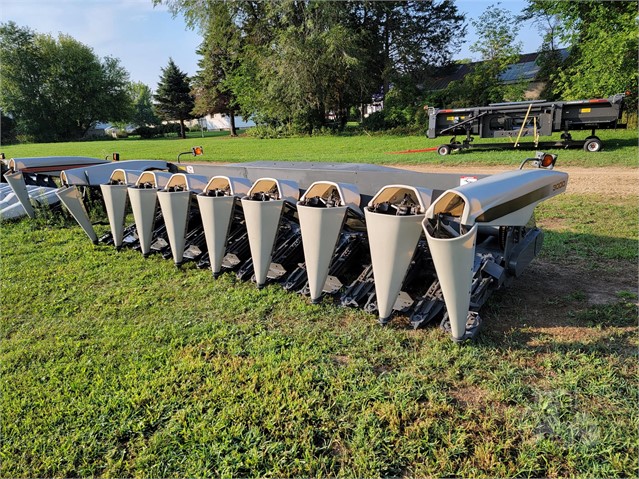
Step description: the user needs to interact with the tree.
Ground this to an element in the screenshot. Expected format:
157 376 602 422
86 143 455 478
1 113 17 144
520 3 564 100
524 1 638 110
440 4 523 107
0 22 132 142
192 2 241 136
247 3 370 132
154 58 195 139
154 0 465 132
470 4 522 63
352 1 465 101
129 82 159 127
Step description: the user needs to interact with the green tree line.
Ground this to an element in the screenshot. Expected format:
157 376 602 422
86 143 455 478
1 1 636 143
0 22 132 143
433 1 637 112
160 0 466 135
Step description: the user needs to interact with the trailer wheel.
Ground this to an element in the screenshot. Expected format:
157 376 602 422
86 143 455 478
584 138 603 152
437 144 451 156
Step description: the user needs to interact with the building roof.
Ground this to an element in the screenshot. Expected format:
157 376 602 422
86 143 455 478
427 49 569 91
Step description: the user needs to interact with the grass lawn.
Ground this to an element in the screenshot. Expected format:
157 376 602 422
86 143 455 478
1 128 637 167
1 134 637 477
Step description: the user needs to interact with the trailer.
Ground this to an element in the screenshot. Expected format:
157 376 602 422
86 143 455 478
427 93 626 155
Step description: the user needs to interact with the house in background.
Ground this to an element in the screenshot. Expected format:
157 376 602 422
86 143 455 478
85 122 136 138
187 114 255 131
84 122 109 138
427 49 569 100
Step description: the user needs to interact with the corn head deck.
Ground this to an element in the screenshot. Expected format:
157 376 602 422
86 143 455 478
2 155 568 341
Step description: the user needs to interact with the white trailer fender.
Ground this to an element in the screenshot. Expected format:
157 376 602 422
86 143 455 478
297 181 361 303
365 185 434 322
196 176 252 276
241 178 299 288
0 185 58 220
0 184 14 201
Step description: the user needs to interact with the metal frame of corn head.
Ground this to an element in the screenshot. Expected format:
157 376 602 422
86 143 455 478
1 156 112 219
4 155 568 341
0 156 174 221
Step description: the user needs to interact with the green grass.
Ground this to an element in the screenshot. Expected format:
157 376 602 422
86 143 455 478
536 194 639 261
1 195 637 476
1 128 637 167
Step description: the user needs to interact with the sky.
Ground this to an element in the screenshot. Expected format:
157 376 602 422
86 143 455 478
1 0 542 90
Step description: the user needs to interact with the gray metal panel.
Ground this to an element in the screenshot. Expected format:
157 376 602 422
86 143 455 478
183 162 487 200
10 156 109 170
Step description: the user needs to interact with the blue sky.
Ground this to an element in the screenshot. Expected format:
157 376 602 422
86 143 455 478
1 0 541 90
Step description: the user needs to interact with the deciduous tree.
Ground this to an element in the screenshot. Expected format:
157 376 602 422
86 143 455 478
524 0 638 110
129 82 159 127
441 4 524 107
0 22 131 142
353 1 465 101
154 0 465 132
191 2 241 136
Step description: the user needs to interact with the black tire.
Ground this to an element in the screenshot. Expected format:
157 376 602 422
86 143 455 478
437 144 451 156
583 138 603 152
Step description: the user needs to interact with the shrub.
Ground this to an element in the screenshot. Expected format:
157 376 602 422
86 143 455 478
131 126 161 139
160 123 184 136
245 124 294 139
361 111 387 131
1 114 17 144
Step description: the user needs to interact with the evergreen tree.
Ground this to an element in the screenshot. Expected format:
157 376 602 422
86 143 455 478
154 58 194 139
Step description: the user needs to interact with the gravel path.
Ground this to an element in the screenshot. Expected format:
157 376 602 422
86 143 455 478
395 165 638 197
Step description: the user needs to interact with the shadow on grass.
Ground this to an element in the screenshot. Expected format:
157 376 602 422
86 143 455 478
473 245 638 355
595 136 639 150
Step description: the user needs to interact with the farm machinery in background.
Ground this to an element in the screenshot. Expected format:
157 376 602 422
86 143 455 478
427 93 626 155
2 152 568 341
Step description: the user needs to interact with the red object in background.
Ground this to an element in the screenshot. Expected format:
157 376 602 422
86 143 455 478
386 147 438 154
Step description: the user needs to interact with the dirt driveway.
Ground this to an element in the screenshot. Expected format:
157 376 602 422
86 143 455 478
399 164 638 196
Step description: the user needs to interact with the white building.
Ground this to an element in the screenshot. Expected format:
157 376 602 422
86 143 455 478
188 114 255 131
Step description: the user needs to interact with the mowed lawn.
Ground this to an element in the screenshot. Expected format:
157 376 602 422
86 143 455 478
1 128 637 167
1 132 637 477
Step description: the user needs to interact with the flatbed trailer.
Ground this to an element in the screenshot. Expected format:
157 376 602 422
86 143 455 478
427 93 626 155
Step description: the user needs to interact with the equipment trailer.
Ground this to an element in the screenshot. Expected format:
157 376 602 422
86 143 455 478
427 93 626 155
